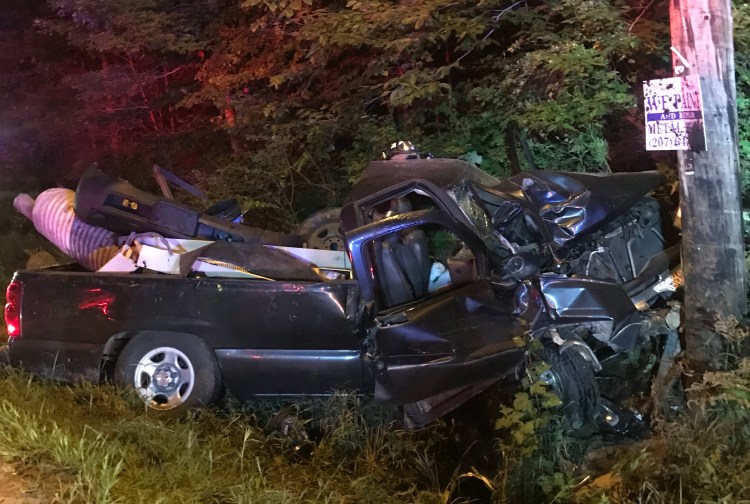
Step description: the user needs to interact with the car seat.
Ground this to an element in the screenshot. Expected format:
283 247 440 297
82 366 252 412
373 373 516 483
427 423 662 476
375 198 431 307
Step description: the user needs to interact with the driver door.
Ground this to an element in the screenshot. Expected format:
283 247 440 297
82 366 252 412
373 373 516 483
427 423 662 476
347 209 525 405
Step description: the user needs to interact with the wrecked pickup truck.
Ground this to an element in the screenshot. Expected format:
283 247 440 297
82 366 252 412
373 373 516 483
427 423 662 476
2 157 682 427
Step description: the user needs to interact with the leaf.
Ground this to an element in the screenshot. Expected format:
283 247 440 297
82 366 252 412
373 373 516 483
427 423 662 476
512 392 532 414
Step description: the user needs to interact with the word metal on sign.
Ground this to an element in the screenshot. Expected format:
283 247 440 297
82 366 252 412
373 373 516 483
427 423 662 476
643 76 706 151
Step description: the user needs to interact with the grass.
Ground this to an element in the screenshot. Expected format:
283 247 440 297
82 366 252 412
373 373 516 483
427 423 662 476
568 357 750 504
0 364 449 504
0 356 747 504
2 318 750 504
8 347 750 504
507 322 750 504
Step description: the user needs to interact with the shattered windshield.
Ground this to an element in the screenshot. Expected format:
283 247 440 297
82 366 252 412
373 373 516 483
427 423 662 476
446 181 512 259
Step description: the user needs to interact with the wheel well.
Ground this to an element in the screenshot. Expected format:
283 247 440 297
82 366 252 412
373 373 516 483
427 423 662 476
99 332 130 382
98 330 215 382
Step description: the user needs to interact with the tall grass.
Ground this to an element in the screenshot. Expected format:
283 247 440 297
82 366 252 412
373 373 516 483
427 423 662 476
567 357 750 503
2 325 749 504
0 367 446 504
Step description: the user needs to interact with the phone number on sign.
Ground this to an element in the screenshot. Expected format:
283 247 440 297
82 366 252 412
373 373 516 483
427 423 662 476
647 135 689 150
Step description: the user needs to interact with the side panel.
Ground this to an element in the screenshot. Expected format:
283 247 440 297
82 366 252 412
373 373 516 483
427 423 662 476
9 271 363 394
217 349 364 398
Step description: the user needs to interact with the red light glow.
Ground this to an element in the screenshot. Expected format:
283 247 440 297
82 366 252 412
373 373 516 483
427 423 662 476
6 322 18 338
78 288 115 318
5 280 22 339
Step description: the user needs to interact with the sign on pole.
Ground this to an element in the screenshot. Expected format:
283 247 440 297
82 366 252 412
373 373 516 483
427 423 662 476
643 76 706 151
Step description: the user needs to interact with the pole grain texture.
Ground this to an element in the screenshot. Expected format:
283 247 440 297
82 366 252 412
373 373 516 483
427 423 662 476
669 0 747 370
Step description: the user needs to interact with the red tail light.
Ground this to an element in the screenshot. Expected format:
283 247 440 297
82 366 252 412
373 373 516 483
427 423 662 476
4 280 22 339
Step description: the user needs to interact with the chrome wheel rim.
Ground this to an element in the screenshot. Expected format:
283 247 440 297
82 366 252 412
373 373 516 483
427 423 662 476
132 346 195 410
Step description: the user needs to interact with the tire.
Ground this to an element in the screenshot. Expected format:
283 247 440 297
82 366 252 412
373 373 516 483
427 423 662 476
539 345 600 432
204 198 242 221
296 207 343 251
114 332 223 417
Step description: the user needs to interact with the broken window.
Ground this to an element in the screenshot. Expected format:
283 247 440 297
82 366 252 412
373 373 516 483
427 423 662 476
368 222 479 310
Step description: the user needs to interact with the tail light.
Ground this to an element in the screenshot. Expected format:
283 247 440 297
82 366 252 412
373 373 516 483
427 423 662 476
4 280 22 339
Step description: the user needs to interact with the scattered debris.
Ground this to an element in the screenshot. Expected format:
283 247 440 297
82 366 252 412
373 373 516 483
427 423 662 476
13 167 349 281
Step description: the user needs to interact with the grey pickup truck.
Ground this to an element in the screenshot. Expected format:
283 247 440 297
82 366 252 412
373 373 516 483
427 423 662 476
3 158 681 427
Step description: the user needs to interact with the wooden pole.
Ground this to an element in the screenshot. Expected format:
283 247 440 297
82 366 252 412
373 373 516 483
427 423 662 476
670 0 747 370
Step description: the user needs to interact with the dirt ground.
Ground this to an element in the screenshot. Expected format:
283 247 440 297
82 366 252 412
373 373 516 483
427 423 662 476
0 460 45 504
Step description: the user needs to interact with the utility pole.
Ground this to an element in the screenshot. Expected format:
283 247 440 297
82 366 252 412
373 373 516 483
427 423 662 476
669 0 747 371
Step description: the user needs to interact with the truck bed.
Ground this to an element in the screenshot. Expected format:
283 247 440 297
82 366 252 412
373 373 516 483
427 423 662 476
8 267 362 386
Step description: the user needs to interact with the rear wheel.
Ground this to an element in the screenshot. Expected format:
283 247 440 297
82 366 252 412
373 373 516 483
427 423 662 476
114 333 222 417
296 207 343 250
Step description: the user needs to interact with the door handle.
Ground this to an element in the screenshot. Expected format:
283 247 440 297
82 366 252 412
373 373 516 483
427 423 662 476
376 312 410 327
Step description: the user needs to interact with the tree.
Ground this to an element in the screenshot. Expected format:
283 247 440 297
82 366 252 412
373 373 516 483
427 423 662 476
1 0 700 221
34 0 222 172
183 0 656 217
0 0 82 185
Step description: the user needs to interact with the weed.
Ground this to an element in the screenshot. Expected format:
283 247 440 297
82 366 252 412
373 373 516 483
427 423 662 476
0 369 447 503
494 356 584 504
714 315 749 365
570 319 750 504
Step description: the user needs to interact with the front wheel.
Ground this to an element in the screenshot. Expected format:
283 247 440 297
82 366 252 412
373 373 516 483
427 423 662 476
538 346 600 432
114 332 223 417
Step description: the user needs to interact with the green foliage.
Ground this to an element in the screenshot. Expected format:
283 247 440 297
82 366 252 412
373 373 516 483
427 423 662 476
0 370 445 504
492 320 750 503
0 1 82 183
189 139 346 230
573 362 750 504
463 0 643 171
494 352 581 503
525 127 610 172
18 0 221 179
2 0 684 212
714 315 750 364
182 0 653 201
40 0 209 55
572 321 750 504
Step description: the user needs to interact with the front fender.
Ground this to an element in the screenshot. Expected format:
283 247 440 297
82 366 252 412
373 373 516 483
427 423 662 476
539 276 642 351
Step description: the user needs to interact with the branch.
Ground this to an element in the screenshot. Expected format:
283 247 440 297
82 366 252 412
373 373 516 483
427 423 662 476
156 67 184 79
628 0 658 34
492 1 524 22
455 1 524 65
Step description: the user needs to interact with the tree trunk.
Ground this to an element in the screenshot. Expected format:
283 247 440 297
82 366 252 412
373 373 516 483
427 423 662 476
670 0 747 371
